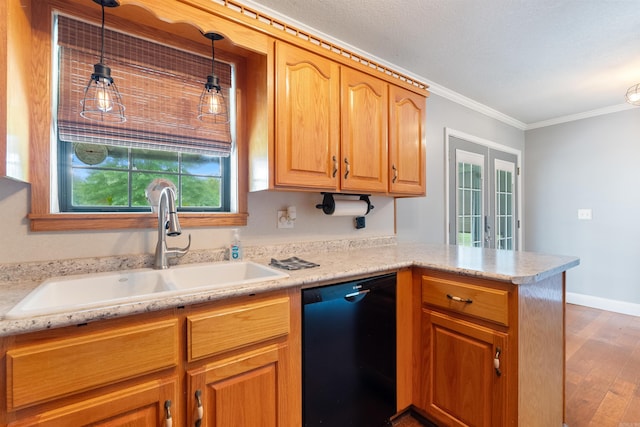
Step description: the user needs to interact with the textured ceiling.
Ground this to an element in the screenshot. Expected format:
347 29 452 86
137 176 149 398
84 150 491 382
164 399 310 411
243 0 640 128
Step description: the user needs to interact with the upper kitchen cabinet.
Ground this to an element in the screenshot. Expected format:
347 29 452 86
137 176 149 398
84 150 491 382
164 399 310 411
341 67 389 194
263 41 427 196
1 0 31 181
389 85 426 196
274 41 341 191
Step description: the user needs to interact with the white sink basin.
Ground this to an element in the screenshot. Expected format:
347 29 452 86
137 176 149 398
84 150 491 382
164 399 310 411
165 261 289 290
5 262 288 319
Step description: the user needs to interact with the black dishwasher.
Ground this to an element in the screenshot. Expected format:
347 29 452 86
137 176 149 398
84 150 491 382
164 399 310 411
302 273 396 427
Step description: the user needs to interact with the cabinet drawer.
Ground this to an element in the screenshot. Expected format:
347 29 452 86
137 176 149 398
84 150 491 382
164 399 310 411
187 296 290 362
422 275 509 326
6 319 179 410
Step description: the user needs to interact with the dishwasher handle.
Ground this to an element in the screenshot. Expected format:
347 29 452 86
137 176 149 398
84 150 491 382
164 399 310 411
344 288 370 302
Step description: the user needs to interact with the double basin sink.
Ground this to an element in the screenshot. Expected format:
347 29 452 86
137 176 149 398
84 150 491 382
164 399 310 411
5 261 289 319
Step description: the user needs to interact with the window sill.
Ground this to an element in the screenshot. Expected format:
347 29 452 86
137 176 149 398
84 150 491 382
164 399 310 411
28 212 248 232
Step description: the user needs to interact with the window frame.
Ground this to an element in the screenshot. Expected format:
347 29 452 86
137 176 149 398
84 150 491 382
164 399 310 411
28 1 249 232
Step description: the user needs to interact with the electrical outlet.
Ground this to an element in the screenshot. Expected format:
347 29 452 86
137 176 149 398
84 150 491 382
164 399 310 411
277 210 294 228
577 208 592 220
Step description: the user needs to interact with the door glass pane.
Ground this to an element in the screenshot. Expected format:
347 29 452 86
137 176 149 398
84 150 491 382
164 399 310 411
495 163 515 250
457 158 483 247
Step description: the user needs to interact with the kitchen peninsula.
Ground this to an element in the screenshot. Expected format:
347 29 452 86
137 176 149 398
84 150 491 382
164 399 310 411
0 241 578 427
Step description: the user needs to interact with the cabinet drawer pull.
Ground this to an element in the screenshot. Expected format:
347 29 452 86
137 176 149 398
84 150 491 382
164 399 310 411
446 294 473 304
332 155 338 177
392 164 398 183
494 347 502 377
164 400 172 427
195 389 204 426
344 157 350 179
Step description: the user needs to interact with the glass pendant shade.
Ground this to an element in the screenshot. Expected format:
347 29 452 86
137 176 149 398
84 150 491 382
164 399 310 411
625 83 640 106
198 33 230 124
198 75 229 123
81 63 126 122
81 0 125 123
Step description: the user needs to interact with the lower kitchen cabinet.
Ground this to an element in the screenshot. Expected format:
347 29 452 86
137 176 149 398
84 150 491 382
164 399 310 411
414 268 566 427
187 346 280 427
1 289 300 427
7 379 178 427
184 292 298 427
421 309 508 427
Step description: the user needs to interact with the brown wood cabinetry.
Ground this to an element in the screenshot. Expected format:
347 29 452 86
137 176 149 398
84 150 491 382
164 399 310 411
272 41 425 196
274 41 341 190
1 289 300 427
415 269 566 427
184 294 299 427
421 309 508 427
340 66 389 193
2 314 180 427
389 85 426 196
1 0 31 181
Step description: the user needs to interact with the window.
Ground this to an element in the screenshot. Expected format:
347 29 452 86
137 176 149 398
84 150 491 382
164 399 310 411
59 144 229 212
54 14 234 214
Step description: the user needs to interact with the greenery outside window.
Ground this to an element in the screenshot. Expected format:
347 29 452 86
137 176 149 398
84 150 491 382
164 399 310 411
59 143 230 212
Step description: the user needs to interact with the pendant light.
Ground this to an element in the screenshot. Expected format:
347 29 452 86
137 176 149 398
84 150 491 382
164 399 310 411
197 33 230 124
625 83 640 106
80 0 126 123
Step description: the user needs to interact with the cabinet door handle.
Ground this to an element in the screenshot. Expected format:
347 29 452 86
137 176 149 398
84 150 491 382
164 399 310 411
446 294 473 304
195 389 204 426
344 157 350 179
494 347 502 377
164 400 172 427
392 164 398 183
332 155 338 177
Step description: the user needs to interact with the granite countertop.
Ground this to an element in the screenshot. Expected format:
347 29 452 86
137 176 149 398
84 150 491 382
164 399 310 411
0 242 579 337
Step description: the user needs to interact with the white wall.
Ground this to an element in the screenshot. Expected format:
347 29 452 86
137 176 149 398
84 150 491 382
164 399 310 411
396 93 525 244
525 108 640 313
0 179 395 264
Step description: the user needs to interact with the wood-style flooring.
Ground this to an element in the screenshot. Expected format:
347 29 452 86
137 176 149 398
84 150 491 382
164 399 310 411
565 303 640 427
393 303 640 427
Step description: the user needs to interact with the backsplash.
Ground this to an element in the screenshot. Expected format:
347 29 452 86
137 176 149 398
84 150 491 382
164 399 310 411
0 236 396 284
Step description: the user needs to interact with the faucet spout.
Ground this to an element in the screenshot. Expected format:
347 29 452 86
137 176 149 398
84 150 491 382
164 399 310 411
153 185 190 269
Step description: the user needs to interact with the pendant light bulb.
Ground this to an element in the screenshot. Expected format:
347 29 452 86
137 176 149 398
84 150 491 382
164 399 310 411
81 0 125 123
96 82 112 112
198 33 229 124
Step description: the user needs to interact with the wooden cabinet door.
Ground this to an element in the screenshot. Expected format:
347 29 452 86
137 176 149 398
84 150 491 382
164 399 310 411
7 378 178 427
187 346 281 427
419 310 507 427
275 41 340 190
340 66 388 193
389 85 426 196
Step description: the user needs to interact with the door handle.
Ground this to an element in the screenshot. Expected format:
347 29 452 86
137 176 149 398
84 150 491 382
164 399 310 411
344 288 370 302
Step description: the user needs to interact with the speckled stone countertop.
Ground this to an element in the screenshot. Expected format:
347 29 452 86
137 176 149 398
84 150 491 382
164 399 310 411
0 239 579 337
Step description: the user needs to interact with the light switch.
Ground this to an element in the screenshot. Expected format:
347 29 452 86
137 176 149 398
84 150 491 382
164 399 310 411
577 209 592 220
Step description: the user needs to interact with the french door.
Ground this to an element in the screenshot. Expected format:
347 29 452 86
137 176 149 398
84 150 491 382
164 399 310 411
447 134 520 250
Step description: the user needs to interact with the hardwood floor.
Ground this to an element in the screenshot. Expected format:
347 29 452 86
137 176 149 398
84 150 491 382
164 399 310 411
565 303 640 427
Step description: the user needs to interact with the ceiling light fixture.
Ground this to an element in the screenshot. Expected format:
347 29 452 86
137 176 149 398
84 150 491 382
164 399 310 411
625 83 640 106
197 32 229 124
80 0 126 123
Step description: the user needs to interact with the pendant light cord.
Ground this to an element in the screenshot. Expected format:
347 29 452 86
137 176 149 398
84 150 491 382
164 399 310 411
210 37 215 77
100 3 106 64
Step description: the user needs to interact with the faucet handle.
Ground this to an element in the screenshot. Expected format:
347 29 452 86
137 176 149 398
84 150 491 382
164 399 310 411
166 234 191 259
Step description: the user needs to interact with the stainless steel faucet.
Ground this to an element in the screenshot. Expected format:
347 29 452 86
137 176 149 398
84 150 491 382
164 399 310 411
153 185 191 269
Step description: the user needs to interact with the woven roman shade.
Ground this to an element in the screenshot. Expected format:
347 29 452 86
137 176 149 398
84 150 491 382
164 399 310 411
56 15 233 156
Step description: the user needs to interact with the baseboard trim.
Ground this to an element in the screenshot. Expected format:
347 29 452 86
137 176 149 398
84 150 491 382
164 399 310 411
566 292 640 317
